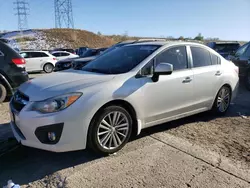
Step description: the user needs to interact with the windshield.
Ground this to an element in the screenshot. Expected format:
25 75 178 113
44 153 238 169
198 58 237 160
82 45 160 74
81 49 96 57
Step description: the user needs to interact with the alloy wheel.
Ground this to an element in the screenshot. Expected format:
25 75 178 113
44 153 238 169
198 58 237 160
97 111 130 150
44 64 54 73
217 87 231 113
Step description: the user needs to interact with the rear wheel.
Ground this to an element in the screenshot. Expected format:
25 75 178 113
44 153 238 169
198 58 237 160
0 83 7 103
212 85 231 115
43 63 54 73
88 106 132 154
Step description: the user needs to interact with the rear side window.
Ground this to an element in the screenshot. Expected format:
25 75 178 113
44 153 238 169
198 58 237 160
53 53 61 57
210 53 221 65
30 52 49 58
191 47 211 68
61 52 70 56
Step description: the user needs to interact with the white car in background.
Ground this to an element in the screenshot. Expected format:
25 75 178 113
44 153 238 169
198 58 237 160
10 42 239 154
20 51 57 73
51 51 79 61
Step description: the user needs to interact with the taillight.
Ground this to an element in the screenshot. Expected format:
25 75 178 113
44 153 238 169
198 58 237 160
53 58 57 61
12 58 26 68
12 58 25 65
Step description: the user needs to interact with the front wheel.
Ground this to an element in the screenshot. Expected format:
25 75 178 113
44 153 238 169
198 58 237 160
43 63 54 73
88 106 133 154
212 85 231 115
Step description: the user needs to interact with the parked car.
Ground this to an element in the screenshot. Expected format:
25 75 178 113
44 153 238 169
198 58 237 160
9 41 239 154
76 47 89 56
228 41 250 90
51 51 79 61
50 48 76 54
54 48 107 71
0 40 29 102
20 51 57 73
207 41 240 59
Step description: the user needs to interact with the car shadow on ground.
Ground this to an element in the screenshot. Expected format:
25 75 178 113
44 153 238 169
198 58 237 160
0 86 249 186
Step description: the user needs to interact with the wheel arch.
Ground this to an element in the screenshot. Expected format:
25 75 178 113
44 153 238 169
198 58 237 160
90 99 139 138
43 62 55 72
211 83 232 109
0 73 13 95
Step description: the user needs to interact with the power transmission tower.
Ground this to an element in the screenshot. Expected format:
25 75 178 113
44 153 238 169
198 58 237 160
14 0 29 33
54 0 74 29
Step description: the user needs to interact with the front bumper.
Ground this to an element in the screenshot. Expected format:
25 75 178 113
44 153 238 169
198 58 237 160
9 98 92 152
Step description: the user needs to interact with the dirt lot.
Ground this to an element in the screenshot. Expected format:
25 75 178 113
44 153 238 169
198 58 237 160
0 74 249 187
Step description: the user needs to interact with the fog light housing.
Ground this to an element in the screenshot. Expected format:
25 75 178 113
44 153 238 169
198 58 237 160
48 132 56 141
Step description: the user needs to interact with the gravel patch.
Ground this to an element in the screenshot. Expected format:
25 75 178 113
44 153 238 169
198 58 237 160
165 87 250 167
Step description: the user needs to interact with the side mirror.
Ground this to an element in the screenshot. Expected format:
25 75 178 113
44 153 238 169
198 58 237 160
152 63 173 82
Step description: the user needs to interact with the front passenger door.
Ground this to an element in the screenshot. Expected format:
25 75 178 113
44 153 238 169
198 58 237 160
141 46 194 127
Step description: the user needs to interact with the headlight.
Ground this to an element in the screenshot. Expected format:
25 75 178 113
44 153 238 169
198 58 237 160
31 93 82 113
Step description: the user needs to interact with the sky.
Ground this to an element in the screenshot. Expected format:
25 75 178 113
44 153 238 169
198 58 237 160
0 0 249 41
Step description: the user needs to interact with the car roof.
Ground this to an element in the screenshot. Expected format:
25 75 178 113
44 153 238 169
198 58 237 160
126 41 207 47
20 50 50 53
51 51 71 53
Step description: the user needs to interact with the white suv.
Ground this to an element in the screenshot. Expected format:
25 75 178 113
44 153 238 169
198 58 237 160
20 51 57 73
10 42 239 154
51 51 79 61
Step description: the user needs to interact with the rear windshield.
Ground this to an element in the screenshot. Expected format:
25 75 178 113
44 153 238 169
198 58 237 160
82 45 160 74
214 43 240 53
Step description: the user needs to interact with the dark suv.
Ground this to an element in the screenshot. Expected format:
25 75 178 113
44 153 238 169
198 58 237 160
207 41 240 59
0 40 29 102
229 41 250 90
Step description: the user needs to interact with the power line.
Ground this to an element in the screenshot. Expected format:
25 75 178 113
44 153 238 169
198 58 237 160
54 0 74 29
14 0 29 33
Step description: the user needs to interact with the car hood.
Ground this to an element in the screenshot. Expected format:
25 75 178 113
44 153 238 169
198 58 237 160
19 70 115 101
74 56 96 62
57 57 80 63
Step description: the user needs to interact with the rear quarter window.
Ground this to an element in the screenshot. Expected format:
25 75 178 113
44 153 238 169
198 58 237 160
210 53 221 65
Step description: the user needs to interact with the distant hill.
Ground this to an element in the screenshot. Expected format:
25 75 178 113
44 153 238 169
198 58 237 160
0 29 247 50
0 29 116 50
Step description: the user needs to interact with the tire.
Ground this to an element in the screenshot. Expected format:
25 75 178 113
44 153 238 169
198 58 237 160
87 105 133 154
0 83 7 103
43 63 54 73
212 85 232 115
245 70 250 91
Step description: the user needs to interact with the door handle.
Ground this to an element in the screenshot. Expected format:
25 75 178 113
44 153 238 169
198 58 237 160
182 77 192 83
215 71 222 76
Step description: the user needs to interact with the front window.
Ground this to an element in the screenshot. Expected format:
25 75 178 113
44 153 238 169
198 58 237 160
235 43 249 57
82 45 160 74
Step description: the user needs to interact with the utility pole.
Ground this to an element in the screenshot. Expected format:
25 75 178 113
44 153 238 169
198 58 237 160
54 0 74 29
14 0 29 34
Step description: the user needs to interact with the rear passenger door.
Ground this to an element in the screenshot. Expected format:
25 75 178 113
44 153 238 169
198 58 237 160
27 52 45 71
190 46 223 109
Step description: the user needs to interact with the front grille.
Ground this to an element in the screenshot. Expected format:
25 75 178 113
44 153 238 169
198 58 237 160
11 90 29 112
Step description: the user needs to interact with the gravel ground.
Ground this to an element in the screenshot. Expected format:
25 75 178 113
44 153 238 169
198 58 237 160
0 73 250 187
164 86 250 167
